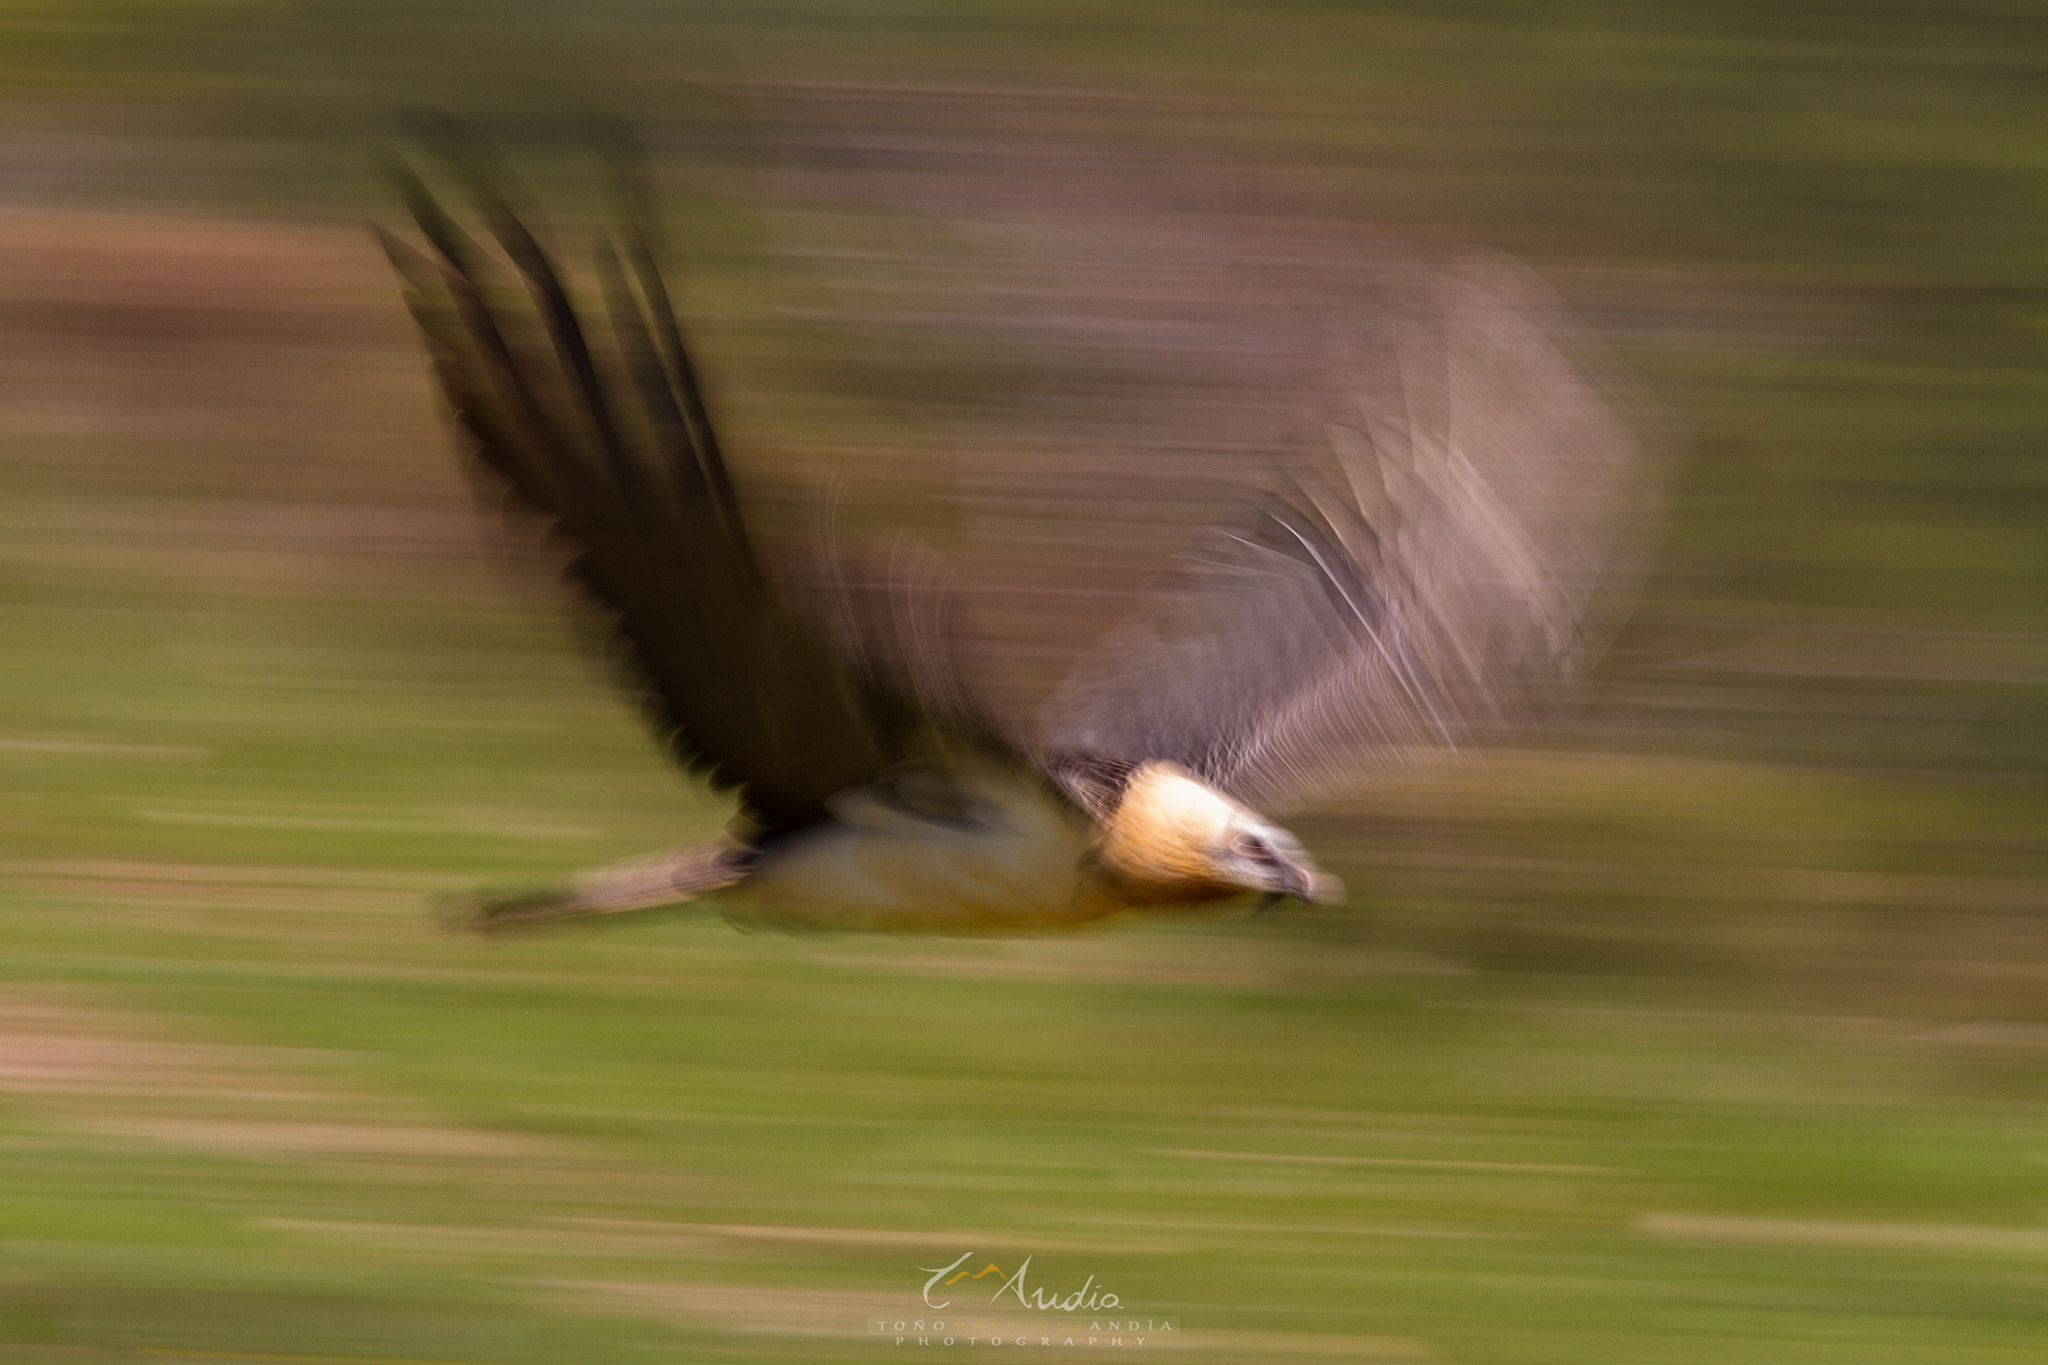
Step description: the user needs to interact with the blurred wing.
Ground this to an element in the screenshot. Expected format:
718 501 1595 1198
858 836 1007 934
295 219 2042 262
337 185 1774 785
377 128 891 834
790 500 1022 757
1039 252 1665 812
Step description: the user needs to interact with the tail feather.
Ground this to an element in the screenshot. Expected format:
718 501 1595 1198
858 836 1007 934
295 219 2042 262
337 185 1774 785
442 838 754 932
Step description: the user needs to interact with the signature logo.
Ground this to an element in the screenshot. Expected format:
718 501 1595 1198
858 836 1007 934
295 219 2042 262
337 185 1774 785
917 1252 1124 1311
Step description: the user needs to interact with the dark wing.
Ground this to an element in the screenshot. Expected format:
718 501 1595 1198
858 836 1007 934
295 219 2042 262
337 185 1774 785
1037 252 1667 813
791 506 1023 758
377 126 895 834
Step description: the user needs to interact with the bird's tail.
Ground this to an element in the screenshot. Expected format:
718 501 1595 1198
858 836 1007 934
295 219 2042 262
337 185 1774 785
441 838 755 933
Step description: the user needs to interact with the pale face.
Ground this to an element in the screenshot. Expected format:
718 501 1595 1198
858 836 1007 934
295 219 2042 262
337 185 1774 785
1100 762 1341 906
1215 812 1335 904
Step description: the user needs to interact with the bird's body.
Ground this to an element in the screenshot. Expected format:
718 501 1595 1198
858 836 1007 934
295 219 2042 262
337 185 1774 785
468 755 1319 934
380 124 1657 936
734 759 1102 933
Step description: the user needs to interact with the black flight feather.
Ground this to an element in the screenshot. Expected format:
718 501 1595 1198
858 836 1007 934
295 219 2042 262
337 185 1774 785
379 125 897 835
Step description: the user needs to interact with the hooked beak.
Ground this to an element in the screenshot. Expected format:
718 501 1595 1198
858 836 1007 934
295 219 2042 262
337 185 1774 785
1255 862 1343 913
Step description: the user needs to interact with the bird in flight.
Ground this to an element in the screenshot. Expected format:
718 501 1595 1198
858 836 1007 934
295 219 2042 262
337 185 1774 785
377 125 1656 935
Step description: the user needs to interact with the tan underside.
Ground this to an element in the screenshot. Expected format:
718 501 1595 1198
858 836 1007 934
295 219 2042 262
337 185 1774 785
730 762 1244 934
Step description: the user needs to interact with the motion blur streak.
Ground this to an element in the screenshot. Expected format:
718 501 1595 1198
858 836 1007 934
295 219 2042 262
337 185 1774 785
0 4 2043 1365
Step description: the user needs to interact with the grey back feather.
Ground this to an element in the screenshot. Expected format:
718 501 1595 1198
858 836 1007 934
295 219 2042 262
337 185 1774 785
1037 252 1666 813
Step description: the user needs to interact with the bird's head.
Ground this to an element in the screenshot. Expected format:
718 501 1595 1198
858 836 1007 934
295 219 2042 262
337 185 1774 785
1092 762 1342 908
1217 813 1337 908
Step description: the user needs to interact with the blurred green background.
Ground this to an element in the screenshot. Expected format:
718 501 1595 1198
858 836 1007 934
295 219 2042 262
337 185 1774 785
1 2 2044 1362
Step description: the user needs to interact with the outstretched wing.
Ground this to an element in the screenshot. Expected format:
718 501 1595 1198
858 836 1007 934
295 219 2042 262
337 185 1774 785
377 125 895 834
1038 252 1666 813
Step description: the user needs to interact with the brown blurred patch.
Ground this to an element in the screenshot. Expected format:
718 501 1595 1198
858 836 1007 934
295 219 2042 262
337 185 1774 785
0 989 331 1102
93 1117 558 1158
0 205 444 517
1638 1212 2048 1254
1174 1332 1434 1358
0 985 575 1165
537 1279 909 1338
0 208 389 341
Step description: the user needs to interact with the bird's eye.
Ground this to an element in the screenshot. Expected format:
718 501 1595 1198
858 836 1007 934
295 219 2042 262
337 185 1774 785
1230 834 1278 864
